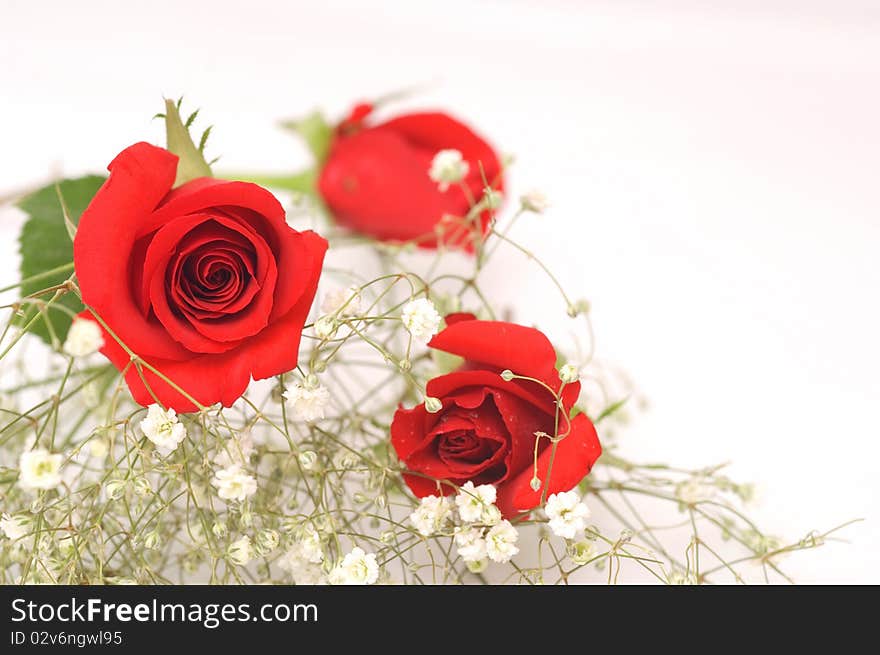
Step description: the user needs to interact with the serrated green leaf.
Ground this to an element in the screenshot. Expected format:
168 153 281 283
281 111 333 164
164 98 212 186
16 175 106 345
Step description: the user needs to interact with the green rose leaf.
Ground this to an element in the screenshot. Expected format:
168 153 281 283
15 175 106 346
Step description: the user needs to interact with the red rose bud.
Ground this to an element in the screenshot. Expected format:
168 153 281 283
317 104 504 251
74 142 328 412
390 316 602 518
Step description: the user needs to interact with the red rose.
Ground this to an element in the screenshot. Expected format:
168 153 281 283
390 315 601 517
317 103 503 250
74 142 327 412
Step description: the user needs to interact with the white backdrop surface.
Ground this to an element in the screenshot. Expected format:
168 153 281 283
1 0 878 582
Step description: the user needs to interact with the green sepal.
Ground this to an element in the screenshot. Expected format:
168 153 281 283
164 98 212 186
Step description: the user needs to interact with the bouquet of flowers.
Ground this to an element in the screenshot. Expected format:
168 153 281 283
0 97 849 585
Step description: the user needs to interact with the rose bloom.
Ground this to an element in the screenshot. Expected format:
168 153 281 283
74 142 327 412
391 314 601 517
318 103 503 250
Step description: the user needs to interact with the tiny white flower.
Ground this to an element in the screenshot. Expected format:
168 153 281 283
483 188 503 209
428 149 469 191
545 491 591 540
296 526 325 564
568 540 596 565
329 547 379 585
409 495 453 537
211 465 258 502
521 189 549 213
485 520 519 563
139 404 186 456
62 318 104 357
401 298 442 344
255 529 280 555
0 513 30 541
214 431 255 468
558 363 580 385
18 448 63 491
676 478 715 505
314 316 337 340
454 526 488 563
321 285 362 317
455 481 499 524
283 382 330 422
228 535 252 566
298 450 319 472
87 438 108 459
279 550 325 585
424 396 443 414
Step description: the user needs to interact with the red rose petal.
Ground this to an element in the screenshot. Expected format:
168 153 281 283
74 142 192 362
496 412 602 516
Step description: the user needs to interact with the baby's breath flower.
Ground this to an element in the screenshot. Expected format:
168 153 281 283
314 316 337 340
321 285 362 317
256 529 280 555
466 558 488 574
0 513 30 541
87 438 108 459
214 431 255 469
483 188 503 209
211 465 257 502
62 318 104 357
409 495 453 537
401 298 441 344
568 540 596 565
228 536 252 566
18 449 63 491
455 482 499 524
295 526 324 564
298 450 319 472
428 149 469 191
558 363 580 385
520 189 549 213
104 479 127 501
140 405 186 456
283 382 330 422
545 491 591 540
454 526 488 563
424 396 443 413
328 547 379 585
485 520 519 563
676 478 715 505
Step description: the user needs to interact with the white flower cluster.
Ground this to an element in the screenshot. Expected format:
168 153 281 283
329 547 379 585
408 482 519 570
18 449 63 491
428 149 469 191
321 285 362 317
62 318 104 357
401 297 442 344
140 404 186 456
283 380 330 422
211 465 257 502
544 491 591 540
279 525 327 585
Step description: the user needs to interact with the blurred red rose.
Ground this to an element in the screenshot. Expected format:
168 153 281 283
318 103 503 250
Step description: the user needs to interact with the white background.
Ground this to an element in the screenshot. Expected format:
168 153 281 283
1 0 878 582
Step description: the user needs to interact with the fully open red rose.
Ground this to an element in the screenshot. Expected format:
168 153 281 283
390 315 601 517
74 142 328 412
317 103 503 250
